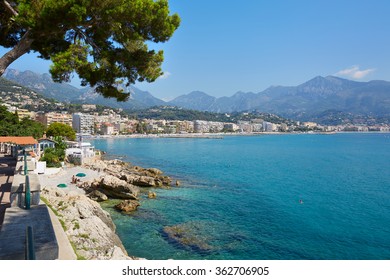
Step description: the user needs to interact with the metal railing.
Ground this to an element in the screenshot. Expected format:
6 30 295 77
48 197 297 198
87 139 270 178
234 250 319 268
25 226 36 260
22 149 31 209
25 175 31 210
23 149 27 175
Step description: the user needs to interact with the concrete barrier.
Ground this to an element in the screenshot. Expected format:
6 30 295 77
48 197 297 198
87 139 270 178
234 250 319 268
14 161 35 175
10 174 41 208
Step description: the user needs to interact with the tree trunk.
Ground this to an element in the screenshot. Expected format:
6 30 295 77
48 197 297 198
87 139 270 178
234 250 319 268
0 31 34 76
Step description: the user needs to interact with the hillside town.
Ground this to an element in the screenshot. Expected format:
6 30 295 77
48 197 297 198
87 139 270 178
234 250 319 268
1 77 390 135
1 99 389 135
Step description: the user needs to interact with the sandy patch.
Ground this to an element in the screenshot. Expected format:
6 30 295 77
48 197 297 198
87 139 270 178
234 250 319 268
38 166 105 194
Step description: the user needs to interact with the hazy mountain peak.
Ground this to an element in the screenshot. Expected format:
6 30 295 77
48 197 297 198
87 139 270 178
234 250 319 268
187 91 214 97
169 91 216 111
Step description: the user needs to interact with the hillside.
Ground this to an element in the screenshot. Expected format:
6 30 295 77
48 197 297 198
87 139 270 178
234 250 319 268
0 77 125 115
127 106 292 124
3 69 166 110
0 77 63 112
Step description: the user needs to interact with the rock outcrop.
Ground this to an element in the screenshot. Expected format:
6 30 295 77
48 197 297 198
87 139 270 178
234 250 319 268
115 200 140 212
99 175 139 199
41 187 134 260
121 173 163 188
85 159 173 188
78 175 140 200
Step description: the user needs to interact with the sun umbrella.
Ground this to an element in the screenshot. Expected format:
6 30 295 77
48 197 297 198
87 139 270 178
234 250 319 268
75 173 86 177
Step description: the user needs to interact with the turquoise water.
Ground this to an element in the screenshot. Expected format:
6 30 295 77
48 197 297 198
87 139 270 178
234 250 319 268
92 133 390 260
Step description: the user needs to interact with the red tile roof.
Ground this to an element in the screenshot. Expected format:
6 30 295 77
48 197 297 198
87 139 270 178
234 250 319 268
0 136 38 145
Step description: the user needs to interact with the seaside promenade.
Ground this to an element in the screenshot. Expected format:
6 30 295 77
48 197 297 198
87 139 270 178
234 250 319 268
0 153 15 226
0 152 76 260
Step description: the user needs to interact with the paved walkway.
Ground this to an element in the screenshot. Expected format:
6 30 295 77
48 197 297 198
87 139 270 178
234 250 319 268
0 153 76 259
0 153 16 227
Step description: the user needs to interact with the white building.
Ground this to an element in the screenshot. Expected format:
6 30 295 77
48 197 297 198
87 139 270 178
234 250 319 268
262 121 277 132
36 111 73 127
224 123 240 132
72 113 95 135
238 121 253 133
101 123 115 135
208 121 224 133
65 141 95 165
194 120 210 133
252 123 263 132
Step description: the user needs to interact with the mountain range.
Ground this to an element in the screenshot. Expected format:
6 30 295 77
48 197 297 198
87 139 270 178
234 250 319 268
170 76 390 119
4 69 390 121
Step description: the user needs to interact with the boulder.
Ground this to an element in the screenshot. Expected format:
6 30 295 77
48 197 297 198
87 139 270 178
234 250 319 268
115 200 140 212
161 176 172 186
132 165 142 172
148 191 157 199
147 168 163 176
121 173 161 188
99 175 139 200
175 180 180 187
88 190 108 202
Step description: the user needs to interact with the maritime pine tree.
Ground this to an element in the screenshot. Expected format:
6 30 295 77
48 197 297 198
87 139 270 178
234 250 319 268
0 0 180 101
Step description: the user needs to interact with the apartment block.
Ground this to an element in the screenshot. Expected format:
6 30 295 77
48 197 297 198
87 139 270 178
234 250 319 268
35 112 73 127
72 113 95 134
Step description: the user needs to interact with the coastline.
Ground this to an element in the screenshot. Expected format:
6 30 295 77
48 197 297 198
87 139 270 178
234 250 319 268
40 132 387 258
86 130 390 140
38 157 175 260
39 165 133 259
88 131 304 140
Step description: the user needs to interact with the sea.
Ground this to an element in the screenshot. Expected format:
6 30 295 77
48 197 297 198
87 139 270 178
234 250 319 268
91 133 390 260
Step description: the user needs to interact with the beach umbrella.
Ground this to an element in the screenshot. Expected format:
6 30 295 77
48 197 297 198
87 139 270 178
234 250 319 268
75 173 86 177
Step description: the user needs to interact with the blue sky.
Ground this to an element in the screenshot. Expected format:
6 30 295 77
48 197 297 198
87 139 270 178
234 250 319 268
1 0 390 100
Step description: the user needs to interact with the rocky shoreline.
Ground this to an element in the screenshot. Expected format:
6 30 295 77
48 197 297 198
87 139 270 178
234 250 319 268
40 158 178 260
82 159 175 203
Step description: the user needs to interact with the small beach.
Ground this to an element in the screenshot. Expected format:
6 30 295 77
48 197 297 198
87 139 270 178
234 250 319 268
38 165 105 194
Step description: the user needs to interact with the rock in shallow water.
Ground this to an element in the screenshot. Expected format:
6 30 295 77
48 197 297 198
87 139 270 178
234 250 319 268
115 200 141 212
148 191 157 199
163 221 214 252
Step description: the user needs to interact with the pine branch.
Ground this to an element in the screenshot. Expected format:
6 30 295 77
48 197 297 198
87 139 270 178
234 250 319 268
3 0 18 17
